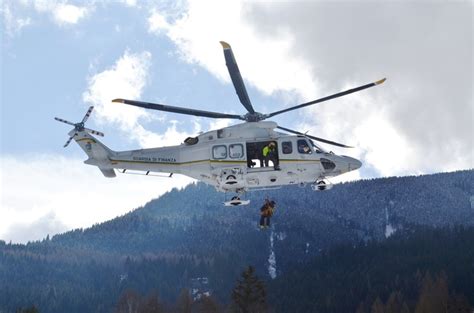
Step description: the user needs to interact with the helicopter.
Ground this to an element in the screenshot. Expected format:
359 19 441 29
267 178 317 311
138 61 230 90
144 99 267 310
55 41 385 206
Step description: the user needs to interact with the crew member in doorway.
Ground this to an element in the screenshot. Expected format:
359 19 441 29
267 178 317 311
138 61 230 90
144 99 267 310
262 142 280 170
259 199 276 229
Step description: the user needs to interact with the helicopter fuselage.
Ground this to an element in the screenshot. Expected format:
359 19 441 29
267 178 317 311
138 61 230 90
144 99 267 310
79 121 361 193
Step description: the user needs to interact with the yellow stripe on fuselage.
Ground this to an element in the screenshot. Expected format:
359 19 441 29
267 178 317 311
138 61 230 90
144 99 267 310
109 158 320 166
76 138 97 143
109 158 210 166
280 159 320 163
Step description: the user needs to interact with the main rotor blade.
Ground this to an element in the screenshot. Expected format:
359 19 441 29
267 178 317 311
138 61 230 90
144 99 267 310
85 128 104 137
220 41 255 114
277 126 353 148
113 99 244 120
81 106 94 124
267 78 386 119
54 117 75 126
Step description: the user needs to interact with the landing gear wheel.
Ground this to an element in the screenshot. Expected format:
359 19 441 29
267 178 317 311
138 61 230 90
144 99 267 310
225 175 237 185
317 180 326 191
311 179 333 191
224 193 250 206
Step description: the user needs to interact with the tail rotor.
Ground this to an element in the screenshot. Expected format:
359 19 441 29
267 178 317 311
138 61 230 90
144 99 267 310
62 133 78 148
55 106 104 148
81 106 94 124
84 128 104 137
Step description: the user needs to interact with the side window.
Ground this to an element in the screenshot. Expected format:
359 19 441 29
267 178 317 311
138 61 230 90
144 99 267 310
282 141 293 154
229 144 244 159
212 145 227 159
297 139 312 154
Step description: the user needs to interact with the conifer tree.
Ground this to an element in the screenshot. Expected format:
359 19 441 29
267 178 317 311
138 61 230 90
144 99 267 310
446 293 471 313
176 288 193 313
15 306 39 313
196 295 221 313
355 302 368 313
142 291 164 313
115 289 141 313
415 272 449 313
385 291 405 313
371 297 385 313
231 266 267 313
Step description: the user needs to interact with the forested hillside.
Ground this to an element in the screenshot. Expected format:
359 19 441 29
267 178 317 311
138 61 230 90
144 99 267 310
269 226 474 312
0 170 472 313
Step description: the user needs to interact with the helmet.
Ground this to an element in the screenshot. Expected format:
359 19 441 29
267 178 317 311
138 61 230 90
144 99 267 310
269 142 276 147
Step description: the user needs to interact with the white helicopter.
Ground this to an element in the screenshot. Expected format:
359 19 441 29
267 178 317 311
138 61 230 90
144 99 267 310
56 41 385 206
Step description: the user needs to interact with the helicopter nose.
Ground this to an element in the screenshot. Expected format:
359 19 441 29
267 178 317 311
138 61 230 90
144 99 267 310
339 156 362 172
346 157 362 171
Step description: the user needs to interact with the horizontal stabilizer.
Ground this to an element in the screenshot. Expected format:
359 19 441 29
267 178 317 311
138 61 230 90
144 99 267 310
99 167 116 178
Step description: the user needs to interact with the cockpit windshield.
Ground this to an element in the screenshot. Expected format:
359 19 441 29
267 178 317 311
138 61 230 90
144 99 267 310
309 139 326 154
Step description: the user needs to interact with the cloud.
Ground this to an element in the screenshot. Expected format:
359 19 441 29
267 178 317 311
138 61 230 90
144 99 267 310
30 0 91 25
2 211 68 244
148 9 170 34
131 120 203 148
244 1 473 175
52 3 88 25
82 49 203 148
83 50 152 129
1 3 32 37
2 0 91 34
149 1 317 100
120 0 137 7
0 154 193 243
148 0 473 177
1 48 199 243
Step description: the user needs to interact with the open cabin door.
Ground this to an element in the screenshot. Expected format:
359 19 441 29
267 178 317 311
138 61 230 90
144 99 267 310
246 141 280 171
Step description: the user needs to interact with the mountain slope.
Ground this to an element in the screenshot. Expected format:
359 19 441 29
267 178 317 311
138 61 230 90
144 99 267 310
0 170 472 312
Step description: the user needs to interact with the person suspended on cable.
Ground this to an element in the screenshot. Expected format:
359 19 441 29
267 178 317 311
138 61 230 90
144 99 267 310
259 199 276 229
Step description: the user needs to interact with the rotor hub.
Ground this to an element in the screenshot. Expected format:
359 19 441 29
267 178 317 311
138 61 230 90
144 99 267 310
75 122 85 131
244 112 266 122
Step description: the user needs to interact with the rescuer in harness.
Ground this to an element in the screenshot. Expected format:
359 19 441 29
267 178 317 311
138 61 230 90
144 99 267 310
262 142 280 170
259 199 276 229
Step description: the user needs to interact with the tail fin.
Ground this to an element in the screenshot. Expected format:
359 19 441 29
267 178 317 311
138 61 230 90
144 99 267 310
72 130 117 178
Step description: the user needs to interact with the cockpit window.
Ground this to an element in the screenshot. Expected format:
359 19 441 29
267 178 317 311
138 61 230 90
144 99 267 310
297 139 312 154
309 139 325 154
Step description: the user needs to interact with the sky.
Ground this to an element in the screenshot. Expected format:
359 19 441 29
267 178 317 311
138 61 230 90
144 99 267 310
1 0 472 243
